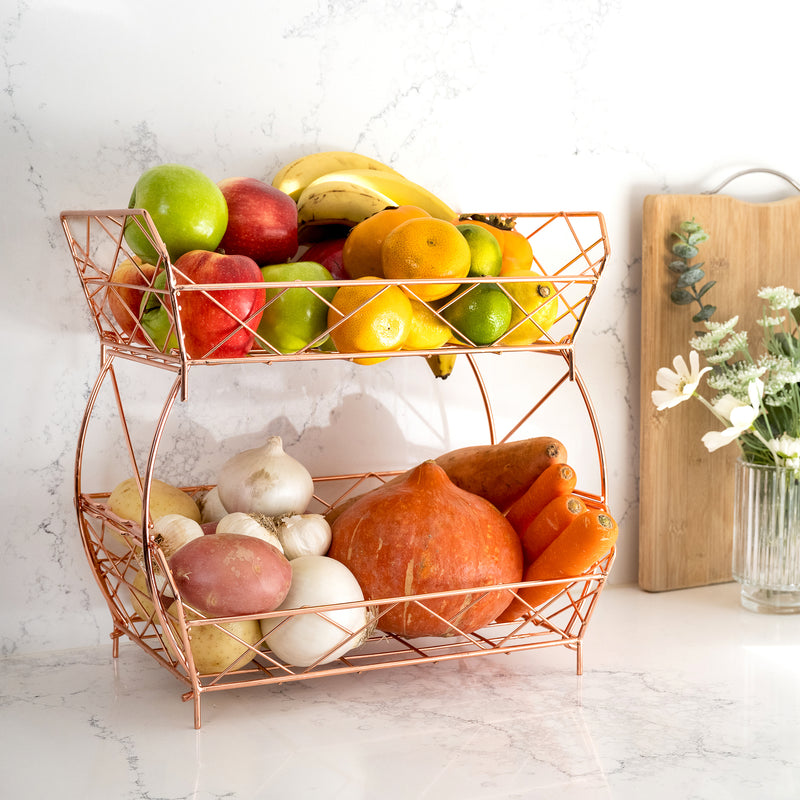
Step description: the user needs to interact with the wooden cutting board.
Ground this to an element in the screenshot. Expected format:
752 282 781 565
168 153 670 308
639 189 800 591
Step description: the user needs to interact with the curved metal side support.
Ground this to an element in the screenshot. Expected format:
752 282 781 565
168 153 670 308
139 373 182 579
465 353 497 445
74 356 127 634
136 372 204 715
567 355 609 507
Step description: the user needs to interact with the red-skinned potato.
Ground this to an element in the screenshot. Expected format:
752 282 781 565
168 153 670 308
169 533 291 617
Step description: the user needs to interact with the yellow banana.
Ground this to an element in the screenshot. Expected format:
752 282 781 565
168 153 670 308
296 180 394 227
311 168 457 221
425 352 458 379
272 151 402 202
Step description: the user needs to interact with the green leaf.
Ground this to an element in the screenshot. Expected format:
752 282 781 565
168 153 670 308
680 219 702 234
692 304 716 322
670 288 694 305
672 242 699 259
668 259 689 273
697 280 716 298
688 231 709 246
676 267 705 287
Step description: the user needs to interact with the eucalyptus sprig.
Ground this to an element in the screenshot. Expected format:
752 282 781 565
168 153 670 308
668 219 716 323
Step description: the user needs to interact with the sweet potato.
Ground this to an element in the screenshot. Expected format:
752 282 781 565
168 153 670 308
433 436 567 511
325 436 567 524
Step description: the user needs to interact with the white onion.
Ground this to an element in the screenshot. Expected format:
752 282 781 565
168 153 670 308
217 435 314 516
198 486 228 523
260 555 369 666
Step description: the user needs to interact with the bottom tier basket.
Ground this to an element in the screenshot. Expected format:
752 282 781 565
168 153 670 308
76 479 614 729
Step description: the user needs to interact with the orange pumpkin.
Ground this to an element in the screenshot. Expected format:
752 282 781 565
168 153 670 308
328 460 523 637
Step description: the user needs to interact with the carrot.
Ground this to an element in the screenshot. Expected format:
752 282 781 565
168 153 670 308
520 493 586 565
496 508 618 622
505 463 577 534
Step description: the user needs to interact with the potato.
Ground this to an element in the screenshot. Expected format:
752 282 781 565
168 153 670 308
128 568 171 621
169 533 292 617
165 601 262 674
108 477 202 524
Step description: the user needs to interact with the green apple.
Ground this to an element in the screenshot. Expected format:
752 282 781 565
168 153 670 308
256 261 337 354
125 164 229 263
139 270 178 350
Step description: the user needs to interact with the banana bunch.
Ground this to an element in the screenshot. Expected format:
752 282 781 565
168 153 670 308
272 150 457 232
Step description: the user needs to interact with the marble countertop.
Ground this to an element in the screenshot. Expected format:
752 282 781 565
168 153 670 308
2 582 798 799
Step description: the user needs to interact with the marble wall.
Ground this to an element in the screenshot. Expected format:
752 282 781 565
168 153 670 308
3 0 800 655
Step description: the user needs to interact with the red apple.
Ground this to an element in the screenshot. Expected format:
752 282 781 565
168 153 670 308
299 237 349 280
217 177 298 265
172 250 266 358
107 257 157 340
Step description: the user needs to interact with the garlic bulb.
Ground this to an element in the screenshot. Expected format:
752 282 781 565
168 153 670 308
216 435 315 516
216 512 284 554
275 514 331 560
150 513 204 559
198 486 228 523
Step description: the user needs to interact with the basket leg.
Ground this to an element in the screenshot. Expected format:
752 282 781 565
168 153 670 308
193 692 202 729
575 639 583 675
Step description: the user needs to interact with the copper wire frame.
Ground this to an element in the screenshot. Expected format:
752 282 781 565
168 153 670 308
62 208 612 729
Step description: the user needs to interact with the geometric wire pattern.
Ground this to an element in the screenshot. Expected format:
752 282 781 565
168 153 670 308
63 208 613 729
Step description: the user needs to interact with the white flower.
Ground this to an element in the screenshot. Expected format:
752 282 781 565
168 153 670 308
651 351 711 411
767 434 800 468
756 315 785 328
690 316 740 351
701 378 764 452
757 286 800 311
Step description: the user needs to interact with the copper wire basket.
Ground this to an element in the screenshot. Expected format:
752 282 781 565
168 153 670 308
62 207 613 728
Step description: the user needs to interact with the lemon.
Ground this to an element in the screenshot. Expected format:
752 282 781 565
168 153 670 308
498 270 559 346
441 284 513 346
403 298 452 350
327 279 413 364
456 223 503 278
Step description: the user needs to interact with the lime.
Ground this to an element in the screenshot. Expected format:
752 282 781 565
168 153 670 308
441 283 513 345
456 223 503 278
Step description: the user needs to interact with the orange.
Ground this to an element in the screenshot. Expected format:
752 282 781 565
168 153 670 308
381 217 471 301
498 268 559 346
327 278 413 364
461 218 533 275
342 205 431 279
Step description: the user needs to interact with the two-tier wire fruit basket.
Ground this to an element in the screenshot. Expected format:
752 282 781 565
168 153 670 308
62 207 613 728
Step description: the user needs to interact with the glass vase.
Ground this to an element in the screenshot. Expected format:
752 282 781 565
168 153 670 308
732 459 800 613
